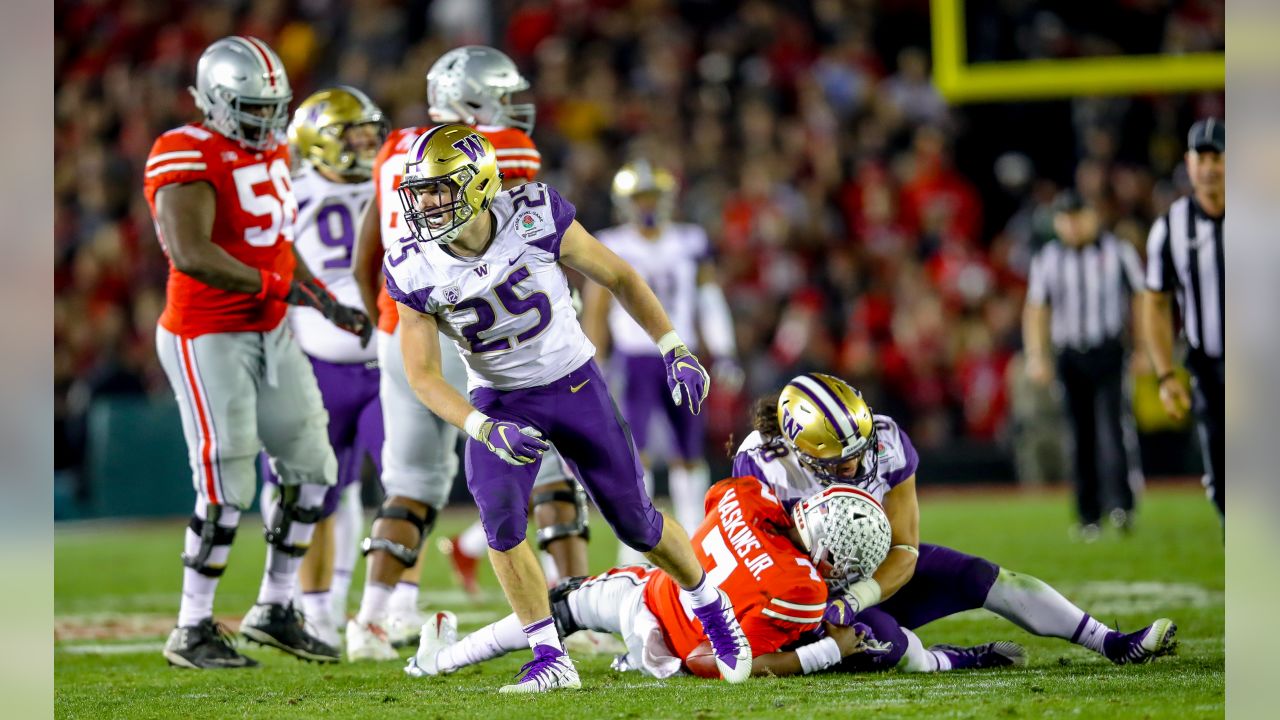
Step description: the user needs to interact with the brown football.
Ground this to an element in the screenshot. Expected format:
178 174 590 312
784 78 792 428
684 640 721 679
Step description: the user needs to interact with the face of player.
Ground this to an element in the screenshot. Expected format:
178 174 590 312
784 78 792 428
1186 149 1225 199
1053 208 1099 246
413 179 462 230
631 192 662 229
238 100 287 148
343 123 382 164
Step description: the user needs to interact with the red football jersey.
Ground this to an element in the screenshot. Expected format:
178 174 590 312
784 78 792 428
644 476 828 670
143 123 297 337
371 124 542 332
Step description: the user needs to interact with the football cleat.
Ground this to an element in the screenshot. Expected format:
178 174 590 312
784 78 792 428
690 588 752 683
498 644 582 694
931 641 1027 670
442 535 481 596
164 618 258 669
386 608 427 648
1104 618 1178 665
345 619 399 662
404 611 458 678
240 603 339 663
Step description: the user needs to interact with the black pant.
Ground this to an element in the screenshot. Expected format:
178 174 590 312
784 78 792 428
1187 351 1225 519
1057 341 1137 525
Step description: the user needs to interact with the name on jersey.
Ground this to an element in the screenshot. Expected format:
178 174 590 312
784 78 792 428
716 487 775 580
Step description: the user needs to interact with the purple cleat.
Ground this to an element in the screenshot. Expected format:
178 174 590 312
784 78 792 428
931 641 1027 670
498 644 582 693
1103 618 1178 665
691 589 752 683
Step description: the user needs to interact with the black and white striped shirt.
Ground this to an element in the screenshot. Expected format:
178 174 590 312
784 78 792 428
1146 196 1224 359
1027 233 1145 351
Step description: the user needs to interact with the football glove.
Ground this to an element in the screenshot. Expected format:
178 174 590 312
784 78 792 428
285 278 374 348
476 419 550 465
663 344 711 415
823 596 857 627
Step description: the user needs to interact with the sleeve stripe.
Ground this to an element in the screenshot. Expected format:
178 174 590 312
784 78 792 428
147 150 203 166
498 160 541 170
495 149 541 158
146 162 208 178
761 608 824 624
770 598 827 612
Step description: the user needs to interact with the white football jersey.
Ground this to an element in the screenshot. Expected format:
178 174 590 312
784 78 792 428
595 223 708 356
383 182 594 390
288 164 376 364
730 414 919 506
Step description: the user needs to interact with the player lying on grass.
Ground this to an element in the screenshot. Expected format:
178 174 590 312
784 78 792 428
734 373 1179 673
405 477 1002 682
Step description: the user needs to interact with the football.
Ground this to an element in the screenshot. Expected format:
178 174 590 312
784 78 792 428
684 640 721 679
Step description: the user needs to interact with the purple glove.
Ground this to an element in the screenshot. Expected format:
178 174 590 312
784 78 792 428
476 419 550 465
823 596 857 627
849 622 894 656
663 345 711 415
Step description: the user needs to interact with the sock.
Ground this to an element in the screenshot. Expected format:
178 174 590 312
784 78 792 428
899 628 952 672
256 485 326 606
389 582 420 615
458 519 489 558
669 463 710 533
177 499 241 627
356 582 393 626
982 568 1113 653
302 591 332 628
329 484 362 623
330 569 353 625
436 614 526 673
540 551 561 586
523 616 563 653
681 571 720 608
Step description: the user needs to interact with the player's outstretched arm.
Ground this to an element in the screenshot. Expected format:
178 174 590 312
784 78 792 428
155 182 262 293
352 199 384 325
750 623 869 677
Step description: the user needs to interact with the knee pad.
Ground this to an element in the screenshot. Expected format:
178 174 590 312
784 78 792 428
549 576 589 637
361 503 437 568
533 481 591 551
183 505 237 577
263 485 324 557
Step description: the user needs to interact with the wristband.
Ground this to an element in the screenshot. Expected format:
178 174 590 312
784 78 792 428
464 411 490 442
796 637 842 674
847 577 882 612
657 331 684 355
890 544 919 558
1157 371 1177 385
256 269 293 301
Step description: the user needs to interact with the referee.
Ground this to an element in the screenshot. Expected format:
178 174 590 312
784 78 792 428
1024 189 1146 539
1143 118 1225 522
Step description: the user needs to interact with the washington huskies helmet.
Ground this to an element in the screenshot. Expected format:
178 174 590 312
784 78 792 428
289 86 389 181
777 373 879 486
791 485 892 589
427 46 535 133
398 125 502 244
188 36 292 151
611 161 677 229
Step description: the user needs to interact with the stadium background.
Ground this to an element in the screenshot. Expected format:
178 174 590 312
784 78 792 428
53 0 1224 519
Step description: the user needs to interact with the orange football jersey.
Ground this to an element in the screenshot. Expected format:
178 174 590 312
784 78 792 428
371 124 542 332
644 476 829 668
143 123 297 337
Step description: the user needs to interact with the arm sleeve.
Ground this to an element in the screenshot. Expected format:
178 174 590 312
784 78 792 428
382 261 434 314
751 581 827 655
1145 215 1177 292
143 131 214 194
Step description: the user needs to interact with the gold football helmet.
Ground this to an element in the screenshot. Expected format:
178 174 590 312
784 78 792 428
611 160 677 229
398 124 502 244
777 373 879 485
289 86 388 181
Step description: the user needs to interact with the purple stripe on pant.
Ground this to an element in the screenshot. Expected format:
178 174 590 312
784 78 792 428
617 353 705 461
263 356 383 517
467 359 663 552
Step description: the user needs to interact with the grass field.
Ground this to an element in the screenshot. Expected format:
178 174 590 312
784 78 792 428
54 483 1224 719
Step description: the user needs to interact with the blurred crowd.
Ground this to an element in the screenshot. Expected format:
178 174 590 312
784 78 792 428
55 0 1223 482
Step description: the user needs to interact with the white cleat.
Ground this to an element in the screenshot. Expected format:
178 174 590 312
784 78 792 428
498 645 582 693
386 608 428 648
404 611 457 678
345 619 399 662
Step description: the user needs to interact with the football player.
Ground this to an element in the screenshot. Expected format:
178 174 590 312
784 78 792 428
147 37 371 669
346 45 589 660
733 373 1179 671
583 161 741 559
405 479 888 683
382 125 751 691
257 86 390 648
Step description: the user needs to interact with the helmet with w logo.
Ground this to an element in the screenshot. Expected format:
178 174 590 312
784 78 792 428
188 36 292 151
398 125 502 244
777 373 879 486
289 86 389 181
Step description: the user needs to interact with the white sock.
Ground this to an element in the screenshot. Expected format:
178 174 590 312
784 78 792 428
330 484 362 623
899 628 951 672
681 571 720 608
523 616 563 652
331 570 353 624
669 463 710 533
540 551 561 586
982 568 1113 652
458 519 489 558
356 582 393 626
436 614 526 673
302 591 331 628
256 485 326 606
177 501 241 627
389 582 420 615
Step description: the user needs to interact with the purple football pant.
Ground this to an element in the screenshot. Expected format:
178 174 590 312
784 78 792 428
837 543 1000 672
263 356 383 518
618 353 706 461
467 359 663 553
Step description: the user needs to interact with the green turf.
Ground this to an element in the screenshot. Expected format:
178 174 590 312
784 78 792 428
55 484 1224 719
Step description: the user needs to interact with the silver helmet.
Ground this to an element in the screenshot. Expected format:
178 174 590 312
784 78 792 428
427 46 535 133
791 485 892 590
188 36 292 151
611 160 677 229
